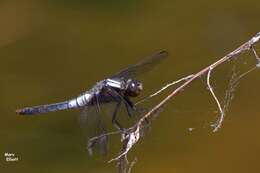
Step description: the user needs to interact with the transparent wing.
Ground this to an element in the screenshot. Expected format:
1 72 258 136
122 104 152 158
79 105 109 156
111 50 168 79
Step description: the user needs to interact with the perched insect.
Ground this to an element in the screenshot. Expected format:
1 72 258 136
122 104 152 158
16 50 168 154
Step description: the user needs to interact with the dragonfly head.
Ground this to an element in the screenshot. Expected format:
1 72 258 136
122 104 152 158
125 79 143 97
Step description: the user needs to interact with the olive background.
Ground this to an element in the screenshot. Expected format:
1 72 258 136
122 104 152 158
1 0 260 172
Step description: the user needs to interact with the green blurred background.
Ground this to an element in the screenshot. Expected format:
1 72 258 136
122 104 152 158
1 0 260 172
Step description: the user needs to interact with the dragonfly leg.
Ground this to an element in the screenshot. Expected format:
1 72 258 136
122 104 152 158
105 88 124 130
108 87 136 117
94 93 101 112
123 96 135 117
124 96 148 117
112 100 123 131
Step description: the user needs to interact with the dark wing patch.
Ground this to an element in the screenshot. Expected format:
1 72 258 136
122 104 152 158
111 50 168 79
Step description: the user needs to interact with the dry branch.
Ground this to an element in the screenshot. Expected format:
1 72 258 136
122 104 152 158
109 32 260 164
136 32 260 129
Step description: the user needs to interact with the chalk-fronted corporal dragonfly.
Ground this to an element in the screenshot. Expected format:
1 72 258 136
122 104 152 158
16 50 168 153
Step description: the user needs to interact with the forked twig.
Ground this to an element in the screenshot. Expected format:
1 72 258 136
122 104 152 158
137 32 260 130
108 32 260 163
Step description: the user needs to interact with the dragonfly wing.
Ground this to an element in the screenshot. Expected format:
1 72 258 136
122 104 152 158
79 105 109 156
111 50 168 79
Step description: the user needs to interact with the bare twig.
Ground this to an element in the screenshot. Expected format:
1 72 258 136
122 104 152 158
251 46 260 67
88 130 122 143
135 74 194 105
206 67 225 132
234 66 257 84
137 32 260 130
127 158 137 173
108 126 140 163
108 32 260 162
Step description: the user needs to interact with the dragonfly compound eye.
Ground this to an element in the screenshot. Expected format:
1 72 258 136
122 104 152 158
126 80 143 97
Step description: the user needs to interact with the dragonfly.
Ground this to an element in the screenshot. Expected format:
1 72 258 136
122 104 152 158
16 50 168 131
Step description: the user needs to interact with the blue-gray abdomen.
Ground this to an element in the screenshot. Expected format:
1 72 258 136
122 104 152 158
16 93 93 115
16 101 70 115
